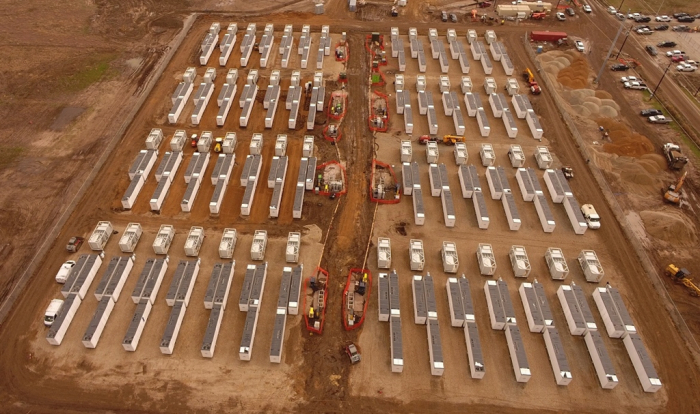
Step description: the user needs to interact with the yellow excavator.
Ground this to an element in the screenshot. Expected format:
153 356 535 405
522 68 542 95
665 264 700 297
442 135 466 145
214 137 224 153
663 171 687 204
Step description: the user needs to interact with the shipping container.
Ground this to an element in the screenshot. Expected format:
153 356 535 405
593 286 626 338
427 319 445 376
486 167 502 200
239 307 261 362
623 333 662 393
530 31 568 42
502 109 518 138
484 280 506 330
571 283 598 333
543 327 573 385
607 285 636 335
428 164 442 197
481 54 493 75
293 183 305 219
180 175 202 212
46 293 82 346
519 282 544 333
464 321 485 379
457 165 472 198
476 108 491 137
544 169 565 204
515 168 535 201
527 110 544 140
412 188 425 225
557 285 587 336
534 194 556 233
441 189 456 227
473 191 490 229
82 297 115 348
378 273 391 322
512 94 533 119
446 277 465 327
122 299 152 351
584 330 619 389
563 196 588 234
409 239 425 271
498 278 518 326
506 325 531 382
502 193 521 231
160 301 187 355
464 92 481 117
201 304 225 358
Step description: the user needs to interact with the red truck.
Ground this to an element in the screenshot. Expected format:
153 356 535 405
530 31 568 42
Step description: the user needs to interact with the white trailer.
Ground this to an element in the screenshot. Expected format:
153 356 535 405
515 168 535 201
378 273 390 322
473 191 490 229
453 142 467 165
476 108 491 137
286 232 301 263
412 276 427 325
404 105 414 133
377 237 392 269
441 241 460 273
502 109 518 138
502 193 521 231
519 282 544 333
508 145 526 168
527 110 544 140
429 164 442 197
160 301 187 355
623 333 662 393
534 146 553 169
441 189 456 227
426 142 439 164
184 227 204 257
579 250 604 283
511 94 533 118
251 230 268 260
409 239 425 271
88 221 113 251
564 196 589 235
153 224 175 255
480 144 495 167
46 294 82 346
592 286 626 338
506 325 531 383
484 280 506 330
446 277 465 327
607 285 637 335
464 92 481 117
584 330 619 389
488 93 504 118
427 319 445 376
464 321 485 379
545 247 569 280
457 165 473 198
544 169 566 204
412 188 425 225
543 327 573 385
219 228 237 259
509 245 531 277
122 299 153 351
558 285 587 335
477 243 496 276
486 167 502 200
82 297 115 348
534 194 556 233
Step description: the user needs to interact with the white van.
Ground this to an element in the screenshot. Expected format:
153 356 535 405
55 260 76 284
581 204 601 229
44 299 64 326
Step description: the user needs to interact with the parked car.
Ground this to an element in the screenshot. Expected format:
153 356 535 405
656 15 671 22
677 63 697 72
624 81 647 89
441 10 448 21
616 13 626 20
671 55 689 62
640 109 663 117
575 40 585 52
646 45 658 56
634 25 650 30
583 4 592 13
656 24 669 31
637 28 653 35
607 6 617 14
566 7 575 16
635 16 652 22
673 12 688 18
55 260 76 284
678 15 695 22
611 63 630 71
450 13 458 22
628 12 641 19
556 12 566 21
666 49 686 57
657 41 677 47
648 115 672 123
621 76 639 83
673 25 691 32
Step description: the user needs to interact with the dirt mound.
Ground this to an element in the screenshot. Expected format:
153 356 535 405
598 118 655 157
558 55 590 89
640 210 698 245
595 90 613 100
640 153 667 170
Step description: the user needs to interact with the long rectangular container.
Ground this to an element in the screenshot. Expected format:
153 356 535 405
412 188 425 226
486 167 502 200
427 319 445 376
68 254 103 300
103 255 134 302
424 274 438 319
412 276 427 325
378 273 390 322
584 330 619 389
511 94 532 118
239 306 260 361
623 333 662 393
293 183 305 219
607 285 637 335
46 294 82 346
389 270 400 312
175 259 200 306
457 165 473 198
201 304 225 358
527 110 544 140
506 325 531 383
82 297 115 348
404 105 413 133
476 108 490 137
533 280 555 327
180 176 201 213
464 321 485 379
571 283 598 332
159 301 187 355
452 108 466 135
458 276 475 322
544 327 573 385
488 93 504 118
534 194 556 233
473 191 490 229
519 282 544 333
464 92 481 117
484 280 506 330
390 316 404 373
557 285 587 336
150 174 173 212
141 257 168 305
544 169 566 204
502 110 518 138
498 279 517 325
515 168 535 202
502 193 521 231
122 299 152 351
429 164 441 197
441 189 456 228
288 265 303 315
238 265 256 312
203 263 223 310
446 278 465 327
592 287 626 338
269 310 287 363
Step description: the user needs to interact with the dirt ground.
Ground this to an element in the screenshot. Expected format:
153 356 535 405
3 0 700 413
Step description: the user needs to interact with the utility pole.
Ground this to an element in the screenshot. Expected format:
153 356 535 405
618 0 626 10
615 27 632 59
649 61 673 101
594 20 625 83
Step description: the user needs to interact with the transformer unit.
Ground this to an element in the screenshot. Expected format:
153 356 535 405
184 227 204 257
219 228 237 259
118 223 143 253
153 224 175 255
88 221 113 251
251 230 268 261
286 232 301 263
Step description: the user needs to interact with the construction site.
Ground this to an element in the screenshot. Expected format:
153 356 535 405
2 0 700 413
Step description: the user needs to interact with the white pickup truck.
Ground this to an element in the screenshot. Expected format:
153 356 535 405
649 115 672 124
55 260 76 284
581 204 601 229
44 299 64 326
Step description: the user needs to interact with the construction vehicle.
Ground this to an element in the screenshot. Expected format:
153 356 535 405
531 12 547 20
665 264 700 297
418 135 439 145
214 137 223 153
522 68 542 95
391 6 398 16
561 166 574 179
65 236 84 253
662 143 688 170
345 343 362 364
442 135 466 145
663 171 687 204
190 133 199 148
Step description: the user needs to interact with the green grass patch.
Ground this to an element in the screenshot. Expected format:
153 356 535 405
602 0 700 15
0 147 25 170
58 53 117 93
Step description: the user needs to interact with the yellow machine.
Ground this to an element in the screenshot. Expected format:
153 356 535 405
308 306 315 319
665 264 700 297
522 68 542 95
442 135 466 145
663 171 687 204
214 137 224 153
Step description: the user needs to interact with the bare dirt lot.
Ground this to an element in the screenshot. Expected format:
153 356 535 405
2 0 700 413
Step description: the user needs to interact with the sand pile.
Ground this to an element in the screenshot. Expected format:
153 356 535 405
640 210 698 245
558 55 591 89
598 118 655 157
